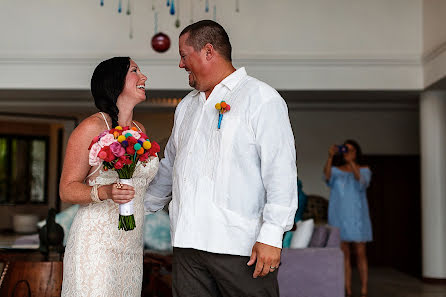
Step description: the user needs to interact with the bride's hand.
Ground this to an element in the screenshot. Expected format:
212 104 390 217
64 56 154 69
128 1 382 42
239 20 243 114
110 183 135 204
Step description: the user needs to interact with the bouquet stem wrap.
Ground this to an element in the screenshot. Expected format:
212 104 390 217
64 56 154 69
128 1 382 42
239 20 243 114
118 178 135 231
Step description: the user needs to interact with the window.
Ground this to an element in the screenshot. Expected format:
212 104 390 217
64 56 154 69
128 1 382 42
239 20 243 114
0 135 49 204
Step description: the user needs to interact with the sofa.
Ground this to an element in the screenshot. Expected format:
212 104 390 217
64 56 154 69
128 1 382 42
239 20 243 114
278 225 344 297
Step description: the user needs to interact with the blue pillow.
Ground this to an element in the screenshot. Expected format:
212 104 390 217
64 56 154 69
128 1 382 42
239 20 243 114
37 205 80 246
144 210 172 252
283 231 294 248
295 180 307 223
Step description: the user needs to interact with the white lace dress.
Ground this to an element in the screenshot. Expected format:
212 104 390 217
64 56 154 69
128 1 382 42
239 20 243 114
61 158 159 297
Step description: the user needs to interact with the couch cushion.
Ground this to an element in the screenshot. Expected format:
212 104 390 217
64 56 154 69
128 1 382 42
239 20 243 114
309 225 329 247
289 218 314 248
325 226 341 247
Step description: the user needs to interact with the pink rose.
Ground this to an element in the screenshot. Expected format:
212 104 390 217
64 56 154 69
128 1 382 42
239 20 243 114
98 131 108 138
99 134 116 147
89 142 102 166
110 142 125 157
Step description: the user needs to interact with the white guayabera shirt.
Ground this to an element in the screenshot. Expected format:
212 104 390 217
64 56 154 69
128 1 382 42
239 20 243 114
145 67 298 256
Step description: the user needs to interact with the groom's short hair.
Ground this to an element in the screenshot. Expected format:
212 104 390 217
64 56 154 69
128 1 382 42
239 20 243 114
180 20 232 62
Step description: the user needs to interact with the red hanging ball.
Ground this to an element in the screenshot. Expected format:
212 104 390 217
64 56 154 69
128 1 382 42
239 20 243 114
151 32 171 53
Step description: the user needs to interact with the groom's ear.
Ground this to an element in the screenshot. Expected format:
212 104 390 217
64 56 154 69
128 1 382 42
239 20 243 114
204 43 215 61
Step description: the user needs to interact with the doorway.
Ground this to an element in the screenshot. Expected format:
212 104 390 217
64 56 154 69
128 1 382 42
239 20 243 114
365 155 421 277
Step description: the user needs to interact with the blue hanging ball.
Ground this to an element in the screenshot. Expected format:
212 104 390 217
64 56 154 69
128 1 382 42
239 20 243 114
100 0 104 7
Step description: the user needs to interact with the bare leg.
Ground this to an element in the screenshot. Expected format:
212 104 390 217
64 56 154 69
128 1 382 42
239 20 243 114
353 242 368 296
341 242 352 296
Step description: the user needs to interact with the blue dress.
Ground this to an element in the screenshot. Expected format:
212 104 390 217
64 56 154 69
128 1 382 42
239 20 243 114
327 167 373 242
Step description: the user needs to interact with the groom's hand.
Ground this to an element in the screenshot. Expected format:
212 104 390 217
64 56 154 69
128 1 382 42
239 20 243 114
247 242 281 278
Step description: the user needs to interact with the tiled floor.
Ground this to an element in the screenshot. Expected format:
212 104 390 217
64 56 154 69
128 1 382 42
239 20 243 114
351 267 446 297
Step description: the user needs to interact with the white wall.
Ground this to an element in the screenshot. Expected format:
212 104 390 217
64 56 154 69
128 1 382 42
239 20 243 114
423 0 446 87
0 0 423 90
290 107 419 197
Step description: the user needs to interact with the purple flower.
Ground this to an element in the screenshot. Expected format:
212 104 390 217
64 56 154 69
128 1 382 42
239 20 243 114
110 142 125 157
121 140 129 148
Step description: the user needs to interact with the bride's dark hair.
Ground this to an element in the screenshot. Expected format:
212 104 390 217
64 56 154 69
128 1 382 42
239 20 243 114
91 57 130 128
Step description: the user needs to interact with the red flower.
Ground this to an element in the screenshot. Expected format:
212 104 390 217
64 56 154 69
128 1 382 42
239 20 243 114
114 161 124 169
88 136 100 150
120 155 133 165
139 152 150 162
99 146 116 162
126 146 136 155
127 136 137 145
148 141 160 157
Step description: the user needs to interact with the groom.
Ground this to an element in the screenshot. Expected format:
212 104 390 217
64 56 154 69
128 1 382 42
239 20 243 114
145 20 297 297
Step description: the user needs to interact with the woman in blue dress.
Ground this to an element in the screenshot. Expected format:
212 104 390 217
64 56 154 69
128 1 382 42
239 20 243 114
324 140 372 297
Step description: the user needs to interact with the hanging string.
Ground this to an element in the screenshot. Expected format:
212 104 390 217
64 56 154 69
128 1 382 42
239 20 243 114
118 0 122 13
129 13 133 38
154 11 158 34
213 5 216 21
236 0 239 12
152 0 155 10
189 0 194 23
205 0 209 13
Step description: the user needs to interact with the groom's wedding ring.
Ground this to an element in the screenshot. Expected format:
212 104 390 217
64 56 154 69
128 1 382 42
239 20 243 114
270 266 276 270
115 182 123 189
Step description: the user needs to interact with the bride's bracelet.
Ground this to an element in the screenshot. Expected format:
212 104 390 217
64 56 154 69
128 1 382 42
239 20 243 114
90 184 103 203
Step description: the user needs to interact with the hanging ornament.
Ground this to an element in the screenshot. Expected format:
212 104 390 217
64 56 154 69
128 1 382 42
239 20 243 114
236 0 240 12
151 12 171 53
126 0 131 15
175 0 180 28
118 0 122 13
152 33 171 53
152 0 155 10
170 0 175 15
128 0 133 38
100 0 104 7
205 0 209 13
167 0 170 7
213 5 216 21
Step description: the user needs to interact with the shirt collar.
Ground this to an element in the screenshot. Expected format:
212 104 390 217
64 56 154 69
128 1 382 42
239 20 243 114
190 67 247 97
219 67 247 91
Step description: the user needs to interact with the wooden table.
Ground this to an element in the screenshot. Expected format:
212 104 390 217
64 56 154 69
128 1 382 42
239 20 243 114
0 249 63 297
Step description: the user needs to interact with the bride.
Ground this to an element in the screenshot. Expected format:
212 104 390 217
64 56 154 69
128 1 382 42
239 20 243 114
59 57 159 296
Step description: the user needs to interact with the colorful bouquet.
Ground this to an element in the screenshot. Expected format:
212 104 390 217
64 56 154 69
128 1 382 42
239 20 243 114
88 125 160 231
